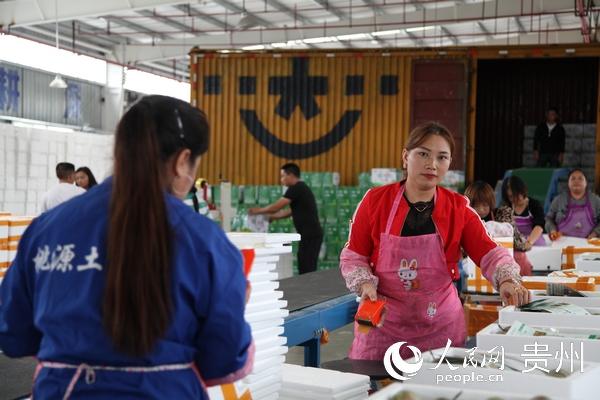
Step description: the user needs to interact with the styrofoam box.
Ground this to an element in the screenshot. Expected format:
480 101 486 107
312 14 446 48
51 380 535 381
246 299 287 315
227 232 300 248
576 253 600 272
477 322 600 362
248 317 284 331
530 290 600 307
528 246 562 271
281 364 369 396
253 355 285 371
407 347 600 400
499 305 600 329
245 307 288 324
280 383 369 400
369 382 536 400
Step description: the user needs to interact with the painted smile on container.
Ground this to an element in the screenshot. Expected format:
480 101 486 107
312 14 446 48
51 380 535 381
239 57 361 159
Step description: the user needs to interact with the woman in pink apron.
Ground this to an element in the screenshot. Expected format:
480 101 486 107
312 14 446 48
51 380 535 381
501 175 546 276
546 169 600 239
340 122 529 360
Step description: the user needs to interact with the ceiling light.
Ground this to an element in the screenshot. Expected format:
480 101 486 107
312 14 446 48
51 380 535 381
49 0 67 89
406 25 435 32
371 29 403 37
303 36 337 44
336 33 371 41
241 44 265 51
49 74 68 89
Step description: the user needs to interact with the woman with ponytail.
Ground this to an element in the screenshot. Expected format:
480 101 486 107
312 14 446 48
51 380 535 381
0 95 254 399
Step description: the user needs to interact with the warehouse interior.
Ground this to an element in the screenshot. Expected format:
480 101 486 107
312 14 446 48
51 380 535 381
2 1 600 399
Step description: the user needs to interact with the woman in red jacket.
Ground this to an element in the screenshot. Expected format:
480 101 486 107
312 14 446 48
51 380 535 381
340 122 530 360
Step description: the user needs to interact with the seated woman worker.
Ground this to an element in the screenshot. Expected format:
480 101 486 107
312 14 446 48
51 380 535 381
546 168 600 239
339 122 529 361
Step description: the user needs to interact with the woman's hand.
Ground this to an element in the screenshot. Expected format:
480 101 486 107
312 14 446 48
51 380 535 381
245 281 252 304
588 232 598 239
523 239 533 251
549 230 562 241
499 280 530 306
360 282 378 301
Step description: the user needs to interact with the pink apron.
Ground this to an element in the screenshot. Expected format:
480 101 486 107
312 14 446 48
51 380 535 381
349 187 466 360
514 211 546 246
558 196 595 238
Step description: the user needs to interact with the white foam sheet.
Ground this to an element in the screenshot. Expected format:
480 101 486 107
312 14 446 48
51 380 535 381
246 299 287 314
248 271 279 283
253 355 286 372
255 334 287 350
250 383 282 399
249 290 284 304
248 317 284 331
227 232 300 248
369 382 533 400
280 383 369 400
245 307 288 324
251 280 280 293
281 364 370 395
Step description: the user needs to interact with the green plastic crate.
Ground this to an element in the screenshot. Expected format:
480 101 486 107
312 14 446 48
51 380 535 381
269 186 284 202
336 187 351 206
358 172 372 188
257 186 270 205
324 224 339 239
243 185 257 205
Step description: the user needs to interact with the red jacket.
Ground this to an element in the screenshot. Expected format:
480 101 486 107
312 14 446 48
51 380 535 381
348 181 496 281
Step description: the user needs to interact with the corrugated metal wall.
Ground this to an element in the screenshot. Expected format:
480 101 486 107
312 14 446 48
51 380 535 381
191 52 411 185
474 57 599 185
0 61 103 129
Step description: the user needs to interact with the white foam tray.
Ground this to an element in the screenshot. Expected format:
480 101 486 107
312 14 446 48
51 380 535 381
368 382 534 400
246 299 287 314
530 290 600 307
245 307 288 324
227 232 301 248
499 305 600 329
249 317 284 331
407 347 600 400
281 364 369 395
249 290 284 304
477 322 600 362
252 355 286 371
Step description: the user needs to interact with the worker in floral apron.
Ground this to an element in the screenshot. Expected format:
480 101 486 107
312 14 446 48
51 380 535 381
340 122 529 360
0 96 253 398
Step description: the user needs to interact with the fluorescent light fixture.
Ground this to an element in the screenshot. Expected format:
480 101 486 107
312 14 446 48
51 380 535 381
372 29 403 37
49 74 68 89
336 33 371 41
271 42 287 48
303 36 337 44
217 49 231 53
241 44 265 51
406 25 435 32
286 39 305 46
565 48 576 54
498 49 509 55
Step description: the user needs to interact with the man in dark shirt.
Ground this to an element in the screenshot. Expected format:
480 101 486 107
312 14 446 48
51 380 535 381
249 163 323 274
533 107 566 167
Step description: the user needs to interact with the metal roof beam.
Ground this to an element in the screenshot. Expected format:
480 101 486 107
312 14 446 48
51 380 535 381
311 0 347 20
136 9 195 33
1 0 190 28
173 4 228 31
106 15 169 40
211 0 273 27
265 0 314 25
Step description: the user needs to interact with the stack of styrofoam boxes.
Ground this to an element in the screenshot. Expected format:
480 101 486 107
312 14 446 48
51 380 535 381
279 364 369 400
0 123 114 215
0 214 34 285
0 213 10 284
522 123 596 190
207 233 299 400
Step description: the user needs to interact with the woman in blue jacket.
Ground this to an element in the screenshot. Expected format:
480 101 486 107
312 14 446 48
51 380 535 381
0 95 254 399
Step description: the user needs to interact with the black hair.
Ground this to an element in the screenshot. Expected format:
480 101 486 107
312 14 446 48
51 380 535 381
75 166 98 189
56 162 75 180
501 175 528 205
281 163 301 178
105 95 209 356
